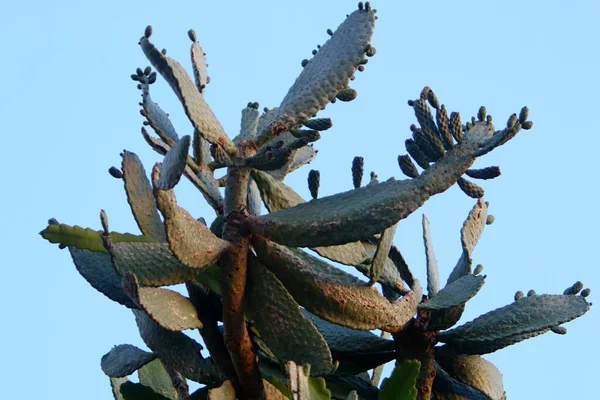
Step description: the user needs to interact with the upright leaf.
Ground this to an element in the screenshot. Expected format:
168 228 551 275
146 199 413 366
156 135 191 190
418 274 485 311
379 360 421 400
101 344 156 377
139 359 180 400
422 215 439 296
369 224 398 285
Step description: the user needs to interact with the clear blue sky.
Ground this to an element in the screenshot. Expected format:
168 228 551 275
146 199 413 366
1 0 598 398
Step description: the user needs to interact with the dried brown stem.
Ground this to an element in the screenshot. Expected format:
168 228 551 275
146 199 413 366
221 166 265 400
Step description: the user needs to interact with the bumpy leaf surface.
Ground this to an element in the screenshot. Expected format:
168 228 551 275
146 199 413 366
418 274 485 311
190 39 209 91
438 294 590 354
249 123 495 248
246 257 334 376
140 37 236 155
69 247 138 308
123 274 203 331
422 215 439 296
121 151 166 241
138 359 179 400
378 360 420 400
101 344 156 377
253 238 418 331
157 135 191 190
155 188 229 268
369 224 398 285
142 89 179 143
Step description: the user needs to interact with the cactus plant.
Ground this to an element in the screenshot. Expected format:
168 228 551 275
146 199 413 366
41 3 591 400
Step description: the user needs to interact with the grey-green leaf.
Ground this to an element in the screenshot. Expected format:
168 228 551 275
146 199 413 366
139 359 180 400
121 151 166 242
247 257 335 376
369 224 398 285
157 136 191 190
422 215 439 296
418 274 485 311
101 344 157 377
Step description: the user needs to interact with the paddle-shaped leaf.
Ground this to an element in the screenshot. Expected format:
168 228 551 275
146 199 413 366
69 247 138 308
140 36 237 156
133 310 223 384
422 215 439 296
249 123 495 248
418 274 485 311
157 135 191 190
435 348 504 400
139 359 180 400
141 87 179 144
189 33 209 92
155 186 229 269
106 241 198 286
41 223 152 253
438 294 591 354
121 151 166 241
432 364 489 400
101 344 156 378
379 360 421 400
123 273 203 331
253 238 418 331
369 223 398 285
246 257 335 376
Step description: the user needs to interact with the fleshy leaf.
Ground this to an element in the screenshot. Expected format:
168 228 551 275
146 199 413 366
119 381 171 400
139 359 180 400
369 224 398 285
41 223 152 253
326 374 379 400
121 151 166 242
133 310 223 384
140 36 237 156
422 215 439 296
247 257 335 376
68 248 138 308
106 242 198 286
378 360 421 400
190 35 209 92
123 273 203 331
141 87 179 144
247 177 262 216
155 187 229 269
101 344 156 378
418 274 485 311
254 238 419 331
432 363 489 400
438 294 591 354
435 348 504 400
249 123 495 248
157 135 191 190
110 377 128 400
234 105 260 143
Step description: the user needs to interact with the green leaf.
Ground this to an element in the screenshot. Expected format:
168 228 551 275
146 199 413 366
432 363 489 400
247 257 335 376
106 242 198 286
422 215 439 296
123 273 203 331
140 36 237 156
379 360 421 400
157 135 191 190
353 241 409 297
155 187 229 269
141 86 180 144
101 344 156 377
326 374 379 400
133 310 223 384
309 377 332 400
254 238 419 331
190 37 209 91
68 248 138 308
369 224 398 285
121 151 167 242
418 274 485 311
247 177 262 216
249 123 495 248
138 359 180 400
234 105 260 143
119 381 171 400
40 223 152 253
438 294 591 354
435 348 504 400
195 264 222 295
110 377 128 400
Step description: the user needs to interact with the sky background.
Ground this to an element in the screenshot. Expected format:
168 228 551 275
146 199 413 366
1 0 599 399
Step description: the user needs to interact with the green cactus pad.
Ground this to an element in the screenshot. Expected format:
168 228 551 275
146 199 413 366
246 257 335 376
303 118 333 131
139 37 236 156
457 177 485 199
190 39 209 92
437 294 591 354
419 274 485 311
249 126 493 248
192 129 212 166
369 223 398 285
336 88 358 102
106 242 199 286
133 310 223 384
436 105 454 150
138 359 180 400
40 223 153 253
69 248 138 308
465 166 501 180
141 89 180 145
356 241 409 296
397 155 419 179
422 215 440 297
389 245 416 290
101 344 157 378
266 8 375 133
119 381 171 400
156 136 191 190
154 188 229 269
378 359 420 400
253 238 419 331
123 274 203 331
251 169 305 212
121 151 167 242
247 177 262 216
234 106 260 143
432 364 489 400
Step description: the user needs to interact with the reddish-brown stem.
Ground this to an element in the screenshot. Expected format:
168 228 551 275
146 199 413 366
221 167 265 400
